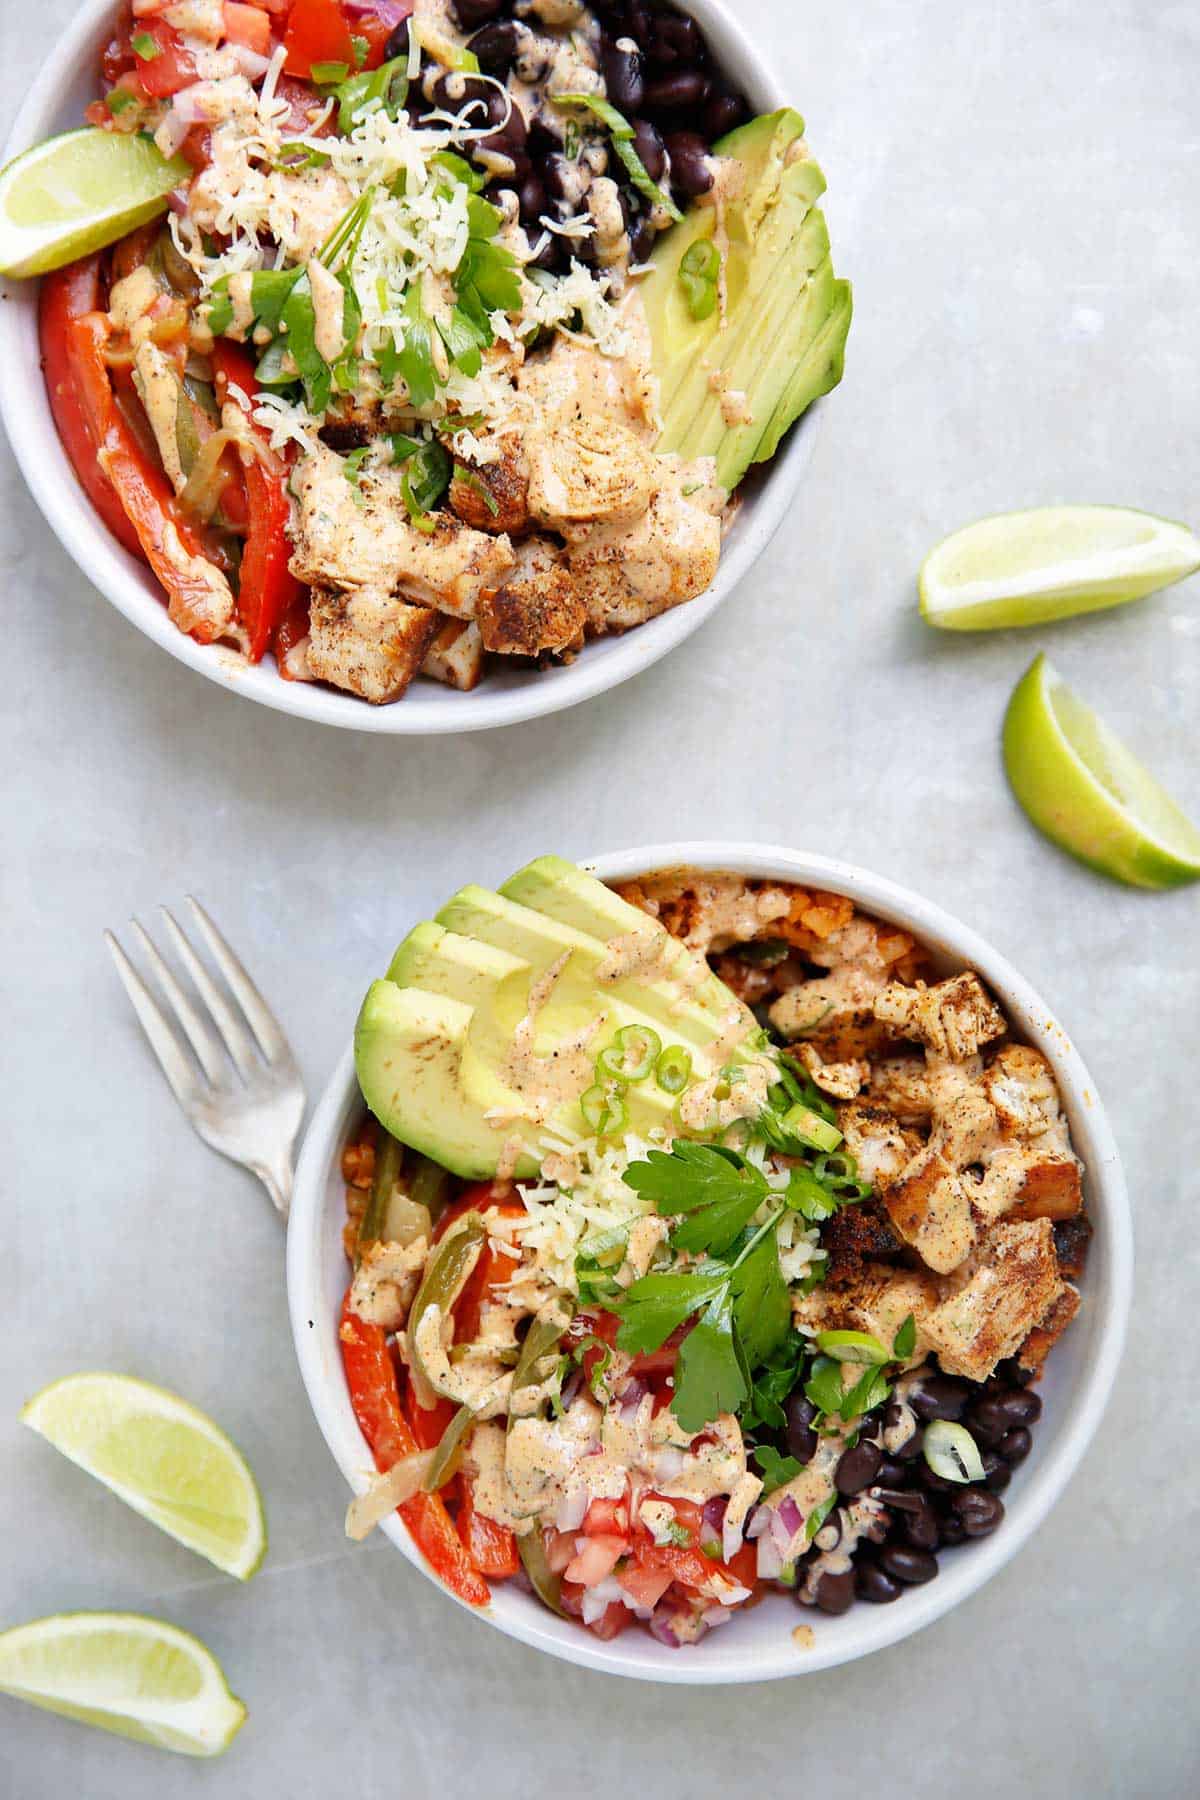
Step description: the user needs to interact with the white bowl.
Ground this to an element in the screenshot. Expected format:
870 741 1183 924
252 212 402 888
0 1 820 735
286 843 1132 1683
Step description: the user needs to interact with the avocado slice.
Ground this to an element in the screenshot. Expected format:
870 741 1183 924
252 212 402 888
640 107 852 491
387 921 528 1007
354 980 540 1181
499 856 735 1019
438 882 738 1051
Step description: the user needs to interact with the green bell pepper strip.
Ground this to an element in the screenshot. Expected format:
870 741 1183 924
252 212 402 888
422 1402 476 1493
356 1130 405 1265
407 1214 486 1409
509 1295 577 1616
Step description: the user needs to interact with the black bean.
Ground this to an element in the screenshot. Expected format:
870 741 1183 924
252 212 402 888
880 1545 938 1586
895 1424 925 1462
784 1394 818 1466
1007 1389 1043 1425
528 234 565 273
875 1457 909 1488
601 40 644 112
451 0 504 28
981 1451 1012 1495
999 1426 1033 1466
873 1488 924 1514
649 13 702 67
468 21 521 77
969 1390 1041 1445
628 215 655 263
631 118 665 181
855 1561 902 1604
704 91 746 140
664 129 712 197
542 154 576 202
997 1357 1037 1389
625 1 653 48
835 1440 882 1497
813 1511 842 1551
517 172 546 223
912 1376 969 1423
938 1511 967 1547
319 421 370 453
646 70 710 113
430 73 498 115
383 19 412 60
813 1569 855 1615
901 1498 940 1551
953 1489 1005 1538
919 1461 959 1496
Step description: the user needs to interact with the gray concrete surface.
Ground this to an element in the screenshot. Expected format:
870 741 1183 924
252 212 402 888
1 2 1196 1795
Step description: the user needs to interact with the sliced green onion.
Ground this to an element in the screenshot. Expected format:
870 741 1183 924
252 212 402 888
597 1024 662 1085
782 1105 843 1153
553 92 682 224
131 31 159 60
923 1420 986 1485
580 1083 628 1138
678 238 720 319
312 60 350 85
815 1329 890 1366
105 90 139 116
654 1044 692 1096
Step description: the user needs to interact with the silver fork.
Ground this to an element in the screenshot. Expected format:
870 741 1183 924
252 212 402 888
104 899 305 1219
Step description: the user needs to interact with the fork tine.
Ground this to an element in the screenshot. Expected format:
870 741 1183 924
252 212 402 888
105 931 199 1108
184 896 291 1064
159 907 258 1082
129 920 228 1086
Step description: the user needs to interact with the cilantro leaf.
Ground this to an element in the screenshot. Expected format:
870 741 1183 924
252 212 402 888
840 1362 891 1422
623 1141 769 1256
804 1354 846 1417
753 1444 802 1495
892 1312 917 1360
397 284 436 409
805 1493 838 1543
671 1288 746 1432
611 1267 727 1357
740 1333 807 1432
730 1229 791 1367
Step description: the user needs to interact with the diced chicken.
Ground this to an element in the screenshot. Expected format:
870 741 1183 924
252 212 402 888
1016 1282 1081 1373
874 973 1008 1062
526 414 657 533
517 323 658 439
290 445 515 618
348 1237 429 1332
1007 1160 1084 1222
795 1265 940 1355
983 1045 1066 1141
448 434 530 536
306 584 440 704
795 1043 870 1100
769 963 895 1062
838 1102 920 1188
566 463 722 631
422 618 485 690
922 1219 1066 1382
819 1201 904 1287
476 536 586 656
882 1142 979 1274
869 1056 935 1126
614 872 796 954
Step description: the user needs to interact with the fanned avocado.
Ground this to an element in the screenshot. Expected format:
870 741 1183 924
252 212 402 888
640 108 852 491
354 860 773 1181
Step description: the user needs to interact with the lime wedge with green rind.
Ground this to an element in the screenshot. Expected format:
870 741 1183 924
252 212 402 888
920 505 1200 630
21 1372 266 1580
1003 653 1200 889
0 128 188 278
0 1613 245 1757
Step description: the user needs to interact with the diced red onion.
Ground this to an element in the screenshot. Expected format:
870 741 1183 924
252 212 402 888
768 1508 795 1555
342 0 411 21
702 1496 728 1530
777 1495 804 1537
559 1370 583 1411
553 1487 588 1534
617 1376 647 1416
155 110 192 158
722 1516 743 1566
652 1447 685 1481
229 46 272 82
649 1609 681 1649
745 1505 769 1540
169 86 210 127
581 1576 623 1627
756 1534 784 1580
167 185 191 217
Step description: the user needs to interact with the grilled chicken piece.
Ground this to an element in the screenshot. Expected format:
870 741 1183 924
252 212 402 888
921 1219 1066 1383
874 974 1007 1062
882 1142 979 1274
795 1266 940 1358
869 1056 935 1126
1016 1282 1081 1374
838 1102 921 1187
449 433 530 536
290 446 515 617
770 964 897 1062
566 462 722 632
526 414 658 533
820 1200 904 1287
476 536 586 656
306 584 440 704
348 1238 429 1332
517 324 658 438
422 619 485 690
795 1044 870 1100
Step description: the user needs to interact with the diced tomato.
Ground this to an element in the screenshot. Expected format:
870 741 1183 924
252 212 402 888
282 0 356 78
564 1534 627 1588
432 1182 518 1241
129 22 198 99
543 1529 577 1575
582 1496 629 1538
271 73 337 136
629 1322 692 1380
616 1560 674 1611
223 1 271 54
350 9 408 70
560 1585 630 1641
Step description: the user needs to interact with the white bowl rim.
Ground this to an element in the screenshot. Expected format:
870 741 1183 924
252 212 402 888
286 842 1133 1684
0 0 819 736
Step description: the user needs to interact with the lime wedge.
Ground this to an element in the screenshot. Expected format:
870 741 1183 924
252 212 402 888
0 1613 245 1757
1003 654 1200 889
920 505 1200 630
0 129 189 278
21 1373 266 1580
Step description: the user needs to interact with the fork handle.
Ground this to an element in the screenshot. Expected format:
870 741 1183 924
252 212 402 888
255 1152 294 1221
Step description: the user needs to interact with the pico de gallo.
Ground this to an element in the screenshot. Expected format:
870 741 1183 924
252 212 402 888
338 864 1089 1648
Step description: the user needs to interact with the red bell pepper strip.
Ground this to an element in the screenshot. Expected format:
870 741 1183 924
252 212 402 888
211 341 305 663
339 1293 491 1606
283 0 357 78
272 591 312 677
39 259 142 559
47 278 234 642
458 1485 520 1579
